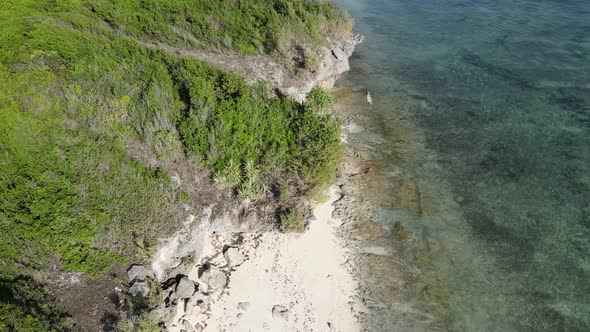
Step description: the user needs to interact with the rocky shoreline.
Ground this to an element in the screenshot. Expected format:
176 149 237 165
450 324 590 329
329 84 455 331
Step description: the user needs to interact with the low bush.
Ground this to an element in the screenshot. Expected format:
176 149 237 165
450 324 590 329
118 312 160 332
306 86 334 113
279 210 305 233
0 276 71 331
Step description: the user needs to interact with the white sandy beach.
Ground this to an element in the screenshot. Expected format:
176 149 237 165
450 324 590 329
193 188 361 332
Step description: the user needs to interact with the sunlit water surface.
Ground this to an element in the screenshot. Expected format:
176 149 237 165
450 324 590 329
335 0 590 330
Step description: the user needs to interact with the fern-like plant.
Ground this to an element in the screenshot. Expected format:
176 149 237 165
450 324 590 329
213 159 242 187
237 160 265 199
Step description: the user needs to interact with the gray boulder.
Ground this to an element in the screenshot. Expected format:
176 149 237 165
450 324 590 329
199 266 227 290
130 281 150 298
127 265 148 282
224 247 246 267
175 277 196 299
181 319 195 332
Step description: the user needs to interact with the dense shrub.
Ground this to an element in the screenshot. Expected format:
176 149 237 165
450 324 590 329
306 85 334 112
0 277 71 331
174 59 342 199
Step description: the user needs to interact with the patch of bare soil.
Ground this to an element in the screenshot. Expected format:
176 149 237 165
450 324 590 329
42 263 127 332
134 38 289 93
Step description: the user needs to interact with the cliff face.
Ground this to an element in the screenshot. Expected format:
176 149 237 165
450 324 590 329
277 33 365 101
138 32 363 103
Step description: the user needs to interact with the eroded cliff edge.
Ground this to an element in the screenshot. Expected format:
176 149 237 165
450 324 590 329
138 32 364 102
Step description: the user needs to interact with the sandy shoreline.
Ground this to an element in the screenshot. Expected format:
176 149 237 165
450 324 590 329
155 186 362 332
200 188 360 331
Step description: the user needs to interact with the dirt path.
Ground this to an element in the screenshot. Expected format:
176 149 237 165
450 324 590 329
134 39 289 90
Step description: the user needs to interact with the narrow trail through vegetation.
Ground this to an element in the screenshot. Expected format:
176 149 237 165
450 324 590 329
133 37 287 88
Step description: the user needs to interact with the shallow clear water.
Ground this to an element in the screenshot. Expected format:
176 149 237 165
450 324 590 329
335 0 590 330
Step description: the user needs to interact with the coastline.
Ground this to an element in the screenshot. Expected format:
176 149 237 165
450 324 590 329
329 86 450 331
145 28 444 332
144 32 368 332
149 186 364 332
117 1 590 330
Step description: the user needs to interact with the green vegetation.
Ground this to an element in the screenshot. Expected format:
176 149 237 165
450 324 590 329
117 278 163 332
87 0 351 62
0 277 72 332
118 313 160 332
1 0 347 329
279 210 305 233
306 85 334 112
175 62 342 200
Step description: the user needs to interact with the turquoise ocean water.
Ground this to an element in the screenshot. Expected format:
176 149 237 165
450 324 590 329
335 0 590 330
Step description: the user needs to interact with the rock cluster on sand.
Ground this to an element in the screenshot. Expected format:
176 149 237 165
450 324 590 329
199 188 362 332
147 185 364 332
150 234 250 332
